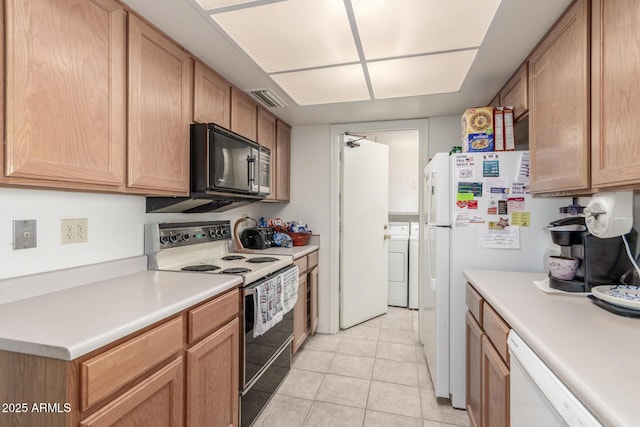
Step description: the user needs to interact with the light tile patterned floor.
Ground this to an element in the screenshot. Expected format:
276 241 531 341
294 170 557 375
254 307 470 427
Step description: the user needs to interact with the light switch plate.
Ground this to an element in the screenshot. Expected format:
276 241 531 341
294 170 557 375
13 220 37 250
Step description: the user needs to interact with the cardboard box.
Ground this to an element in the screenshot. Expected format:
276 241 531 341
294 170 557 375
462 107 494 152
503 107 515 151
494 107 505 151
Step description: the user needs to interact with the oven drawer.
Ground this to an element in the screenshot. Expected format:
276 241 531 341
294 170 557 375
80 317 183 410
188 289 240 344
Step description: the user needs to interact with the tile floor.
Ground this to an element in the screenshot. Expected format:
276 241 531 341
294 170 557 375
254 307 470 427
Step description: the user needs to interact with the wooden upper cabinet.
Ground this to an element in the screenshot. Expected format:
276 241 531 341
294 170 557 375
276 120 291 202
500 63 528 121
257 107 277 200
193 60 231 127
489 94 501 108
4 0 126 188
528 0 590 194
591 0 640 188
230 88 257 141
127 14 191 195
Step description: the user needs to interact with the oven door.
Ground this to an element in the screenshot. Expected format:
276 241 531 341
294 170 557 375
208 125 259 194
243 286 294 388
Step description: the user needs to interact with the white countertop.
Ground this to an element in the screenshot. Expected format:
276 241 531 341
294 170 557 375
0 257 242 361
464 270 640 427
249 244 319 259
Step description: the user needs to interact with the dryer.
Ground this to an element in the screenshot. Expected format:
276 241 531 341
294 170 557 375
387 222 409 307
408 222 419 309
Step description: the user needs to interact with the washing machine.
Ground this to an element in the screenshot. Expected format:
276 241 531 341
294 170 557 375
387 222 409 307
408 222 419 309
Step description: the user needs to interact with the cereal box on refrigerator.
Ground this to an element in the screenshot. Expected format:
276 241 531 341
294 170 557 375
461 106 495 152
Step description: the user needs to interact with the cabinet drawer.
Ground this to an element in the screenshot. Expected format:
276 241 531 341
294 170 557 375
81 317 183 410
482 303 510 364
466 283 483 325
308 251 318 269
294 256 308 274
188 289 240 344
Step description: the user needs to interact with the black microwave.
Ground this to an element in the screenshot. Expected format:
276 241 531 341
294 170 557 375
191 123 270 196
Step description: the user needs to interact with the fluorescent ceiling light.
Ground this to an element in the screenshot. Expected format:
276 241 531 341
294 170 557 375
368 50 478 99
352 0 502 59
212 0 358 72
271 65 370 105
195 0 259 10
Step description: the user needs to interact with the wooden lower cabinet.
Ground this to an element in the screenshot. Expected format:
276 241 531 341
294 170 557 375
481 335 510 427
292 250 319 354
293 274 308 354
79 357 183 427
309 265 319 335
186 317 239 427
466 312 483 427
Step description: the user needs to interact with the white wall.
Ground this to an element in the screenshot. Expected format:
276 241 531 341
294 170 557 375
262 125 334 333
0 187 263 279
428 115 461 158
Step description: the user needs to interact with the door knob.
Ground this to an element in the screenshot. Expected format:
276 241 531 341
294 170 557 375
384 234 391 240
384 224 388 230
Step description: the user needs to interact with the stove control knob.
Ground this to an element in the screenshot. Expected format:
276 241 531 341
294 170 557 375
169 234 180 243
215 228 222 237
159 235 169 245
182 233 190 241
220 228 228 237
208 229 216 238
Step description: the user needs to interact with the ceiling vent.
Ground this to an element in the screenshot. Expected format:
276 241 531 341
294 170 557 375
247 88 289 108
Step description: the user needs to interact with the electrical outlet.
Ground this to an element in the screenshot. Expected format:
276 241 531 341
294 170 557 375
13 220 37 250
61 218 88 244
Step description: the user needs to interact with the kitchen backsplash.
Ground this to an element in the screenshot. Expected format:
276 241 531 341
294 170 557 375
0 187 263 280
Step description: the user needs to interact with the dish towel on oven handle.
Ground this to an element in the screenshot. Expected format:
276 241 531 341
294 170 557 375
253 265 299 338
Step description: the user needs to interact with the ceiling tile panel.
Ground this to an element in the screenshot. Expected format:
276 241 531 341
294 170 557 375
271 65 370 105
212 0 359 73
352 0 501 60
368 50 478 99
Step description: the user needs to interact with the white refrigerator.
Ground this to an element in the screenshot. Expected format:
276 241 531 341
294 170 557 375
420 151 570 409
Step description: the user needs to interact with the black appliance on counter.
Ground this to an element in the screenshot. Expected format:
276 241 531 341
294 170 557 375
241 227 275 249
146 124 270 213
547 216 637 292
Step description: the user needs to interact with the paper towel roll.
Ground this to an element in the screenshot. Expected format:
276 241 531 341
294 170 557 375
585 191 633 238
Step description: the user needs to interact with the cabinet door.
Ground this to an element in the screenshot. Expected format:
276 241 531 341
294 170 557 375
488 94 500 108
309 266 319 335
257 107 277 200
186 317 239 427
4 0 126 188
591 0 640 187
276 120 291 202
481 336 509 427
528 0 590 194
466 312 484 427
500 63 528 122
292 274 308 354
193 60 231 127
127 14 191 195
79 357 183 427
230 88 257 141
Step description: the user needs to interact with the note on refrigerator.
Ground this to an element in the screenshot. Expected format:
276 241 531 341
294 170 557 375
479 224 520 249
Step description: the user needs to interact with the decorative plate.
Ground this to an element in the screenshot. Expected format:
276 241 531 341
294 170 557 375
591 285 640 311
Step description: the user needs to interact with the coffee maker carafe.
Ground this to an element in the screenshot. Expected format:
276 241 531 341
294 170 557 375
547 216 637 292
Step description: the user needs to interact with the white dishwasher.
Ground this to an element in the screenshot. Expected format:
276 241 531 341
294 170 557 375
508 331 602 427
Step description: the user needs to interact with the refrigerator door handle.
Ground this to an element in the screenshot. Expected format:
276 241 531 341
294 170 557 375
430 278 437 291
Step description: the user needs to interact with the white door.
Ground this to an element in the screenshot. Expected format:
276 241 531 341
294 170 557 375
340 135 389 329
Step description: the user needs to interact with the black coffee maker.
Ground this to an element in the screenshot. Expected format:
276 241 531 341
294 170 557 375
547 216 637 292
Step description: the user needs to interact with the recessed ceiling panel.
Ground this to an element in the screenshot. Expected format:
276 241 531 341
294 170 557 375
271 65 370 105
352 0 501 60
368 50 478 99
212 0 359 73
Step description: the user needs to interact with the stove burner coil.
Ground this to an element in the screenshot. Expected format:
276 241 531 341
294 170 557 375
246 257 280 263
181 264 220 272
222 255 246 261
222 267 251 274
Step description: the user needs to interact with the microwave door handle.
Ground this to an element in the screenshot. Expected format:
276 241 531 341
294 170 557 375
247 155 256 187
